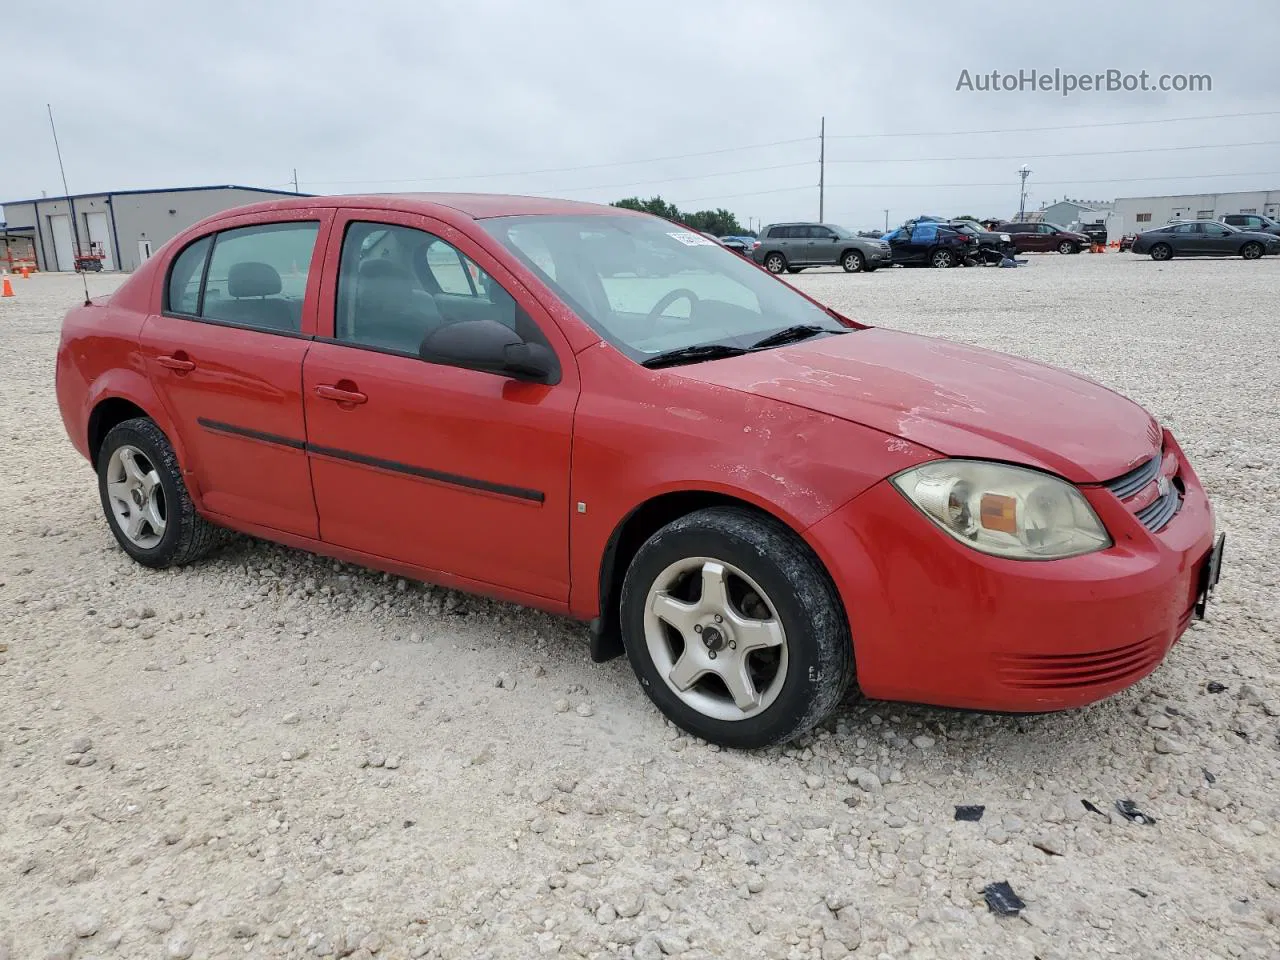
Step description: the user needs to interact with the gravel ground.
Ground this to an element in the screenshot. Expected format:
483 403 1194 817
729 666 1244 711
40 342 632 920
1 254 1278 960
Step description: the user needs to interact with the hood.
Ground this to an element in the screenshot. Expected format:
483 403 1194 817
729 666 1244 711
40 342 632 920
673 329 1159 483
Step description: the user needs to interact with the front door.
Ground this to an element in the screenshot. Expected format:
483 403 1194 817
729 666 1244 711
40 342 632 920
138 212 332 536
808 225 839 264
301 211 578 602
1199 222 1239 255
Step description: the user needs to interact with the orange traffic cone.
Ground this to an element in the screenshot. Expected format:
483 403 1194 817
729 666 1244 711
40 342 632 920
2 276 14 297
20 266 30 278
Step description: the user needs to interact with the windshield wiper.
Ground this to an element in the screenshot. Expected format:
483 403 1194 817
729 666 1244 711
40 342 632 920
749 324 846 350
641 343 749 369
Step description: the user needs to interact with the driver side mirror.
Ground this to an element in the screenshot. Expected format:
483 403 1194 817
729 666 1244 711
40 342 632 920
419 318 559 384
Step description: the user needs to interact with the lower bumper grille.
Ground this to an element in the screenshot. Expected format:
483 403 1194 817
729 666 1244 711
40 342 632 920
995 635 1165 690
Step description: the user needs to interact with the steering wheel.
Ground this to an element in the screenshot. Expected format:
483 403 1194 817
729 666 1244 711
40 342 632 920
646 288 700 324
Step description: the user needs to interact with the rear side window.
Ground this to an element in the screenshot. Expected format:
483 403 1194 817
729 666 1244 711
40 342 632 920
166 235 212 315
201 223 319 332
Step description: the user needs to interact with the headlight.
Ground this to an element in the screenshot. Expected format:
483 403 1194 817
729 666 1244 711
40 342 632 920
891 460 1111 560
1000 234 1011 242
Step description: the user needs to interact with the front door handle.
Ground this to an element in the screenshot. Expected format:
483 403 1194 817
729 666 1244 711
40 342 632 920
315 383 368 405
156 354 196 373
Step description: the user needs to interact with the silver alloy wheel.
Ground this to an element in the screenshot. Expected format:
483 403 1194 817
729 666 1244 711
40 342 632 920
1151 244 1172 261
643 557 788 722
1058 240 1075 254
765 253 785 273
843 251 862 272
1242 242 1263 260
105 444 167 548
932 249 953 268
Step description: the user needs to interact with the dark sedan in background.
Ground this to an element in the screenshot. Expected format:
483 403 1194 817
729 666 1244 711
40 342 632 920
1130 220 1280 261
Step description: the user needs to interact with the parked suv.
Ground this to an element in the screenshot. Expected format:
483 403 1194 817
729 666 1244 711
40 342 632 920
998 221 1091 254
752 223 892 274
1222 213 1280 237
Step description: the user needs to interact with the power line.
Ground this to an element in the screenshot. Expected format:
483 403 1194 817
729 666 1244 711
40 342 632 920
826 140 1280 165
670 170 1280 205
826 109 1280 140
301 135 816 187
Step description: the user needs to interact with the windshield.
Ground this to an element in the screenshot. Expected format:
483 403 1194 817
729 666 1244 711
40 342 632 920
479 214 845 362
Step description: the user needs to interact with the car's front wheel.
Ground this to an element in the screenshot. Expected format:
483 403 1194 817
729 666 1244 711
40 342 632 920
841 251 864 273
763 253 787 274
620 507 854 749
1150 243 1173 261
1057 240 1078 255
97 417 224 568
1241 241 1264 260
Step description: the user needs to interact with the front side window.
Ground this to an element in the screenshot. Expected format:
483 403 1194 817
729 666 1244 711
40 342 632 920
482 214 845 363
335 221 544 357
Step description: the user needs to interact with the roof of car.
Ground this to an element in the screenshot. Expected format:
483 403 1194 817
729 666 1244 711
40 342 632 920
206 193 639 221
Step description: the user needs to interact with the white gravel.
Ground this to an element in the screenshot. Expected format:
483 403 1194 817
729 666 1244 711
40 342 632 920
1 254 1278 960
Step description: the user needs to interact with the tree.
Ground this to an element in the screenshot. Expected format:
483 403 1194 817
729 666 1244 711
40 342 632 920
611 196 748 237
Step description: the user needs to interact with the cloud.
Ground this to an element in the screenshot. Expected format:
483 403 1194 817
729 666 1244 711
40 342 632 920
7 0 1279 229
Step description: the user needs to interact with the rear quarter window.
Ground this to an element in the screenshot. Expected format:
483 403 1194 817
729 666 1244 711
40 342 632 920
165 235 213 315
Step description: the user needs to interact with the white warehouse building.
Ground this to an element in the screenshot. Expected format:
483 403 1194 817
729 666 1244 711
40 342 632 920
1111 189 1280 240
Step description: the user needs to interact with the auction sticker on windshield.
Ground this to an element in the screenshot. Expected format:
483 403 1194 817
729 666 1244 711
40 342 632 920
668 231 717 246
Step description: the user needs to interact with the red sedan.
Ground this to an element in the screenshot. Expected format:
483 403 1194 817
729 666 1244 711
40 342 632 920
55 194 1224 748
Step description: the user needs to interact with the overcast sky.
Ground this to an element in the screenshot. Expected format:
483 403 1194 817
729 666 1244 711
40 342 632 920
6 1 1280 231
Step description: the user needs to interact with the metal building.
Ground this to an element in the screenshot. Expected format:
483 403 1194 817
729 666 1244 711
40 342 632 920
0 185 305 273
1110 189 1280 241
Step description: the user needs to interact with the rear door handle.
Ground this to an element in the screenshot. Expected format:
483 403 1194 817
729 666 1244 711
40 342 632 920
315 384 368 405
156 354 196 372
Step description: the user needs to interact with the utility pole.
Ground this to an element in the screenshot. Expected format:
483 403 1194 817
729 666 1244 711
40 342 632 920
818 116 826 222
884 209 889 232
292 168 300 194
1018 165 1032 220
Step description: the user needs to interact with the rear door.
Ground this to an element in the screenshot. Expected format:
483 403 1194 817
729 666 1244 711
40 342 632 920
1168 221 1204 254
301 210 578 602
138 210 333 536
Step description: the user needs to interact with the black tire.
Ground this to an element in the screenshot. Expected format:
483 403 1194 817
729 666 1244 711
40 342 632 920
97 417 225 568
786 266 804 274
841 250 864 273
1150 243 1173 262
763 253 787 274
619 507 854 749
1057 240 1078 255
1241 242 1264 260
930 248 955 268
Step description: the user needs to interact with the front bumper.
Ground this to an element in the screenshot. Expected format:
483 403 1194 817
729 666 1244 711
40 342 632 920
869 248 893 265
806 438 1217 711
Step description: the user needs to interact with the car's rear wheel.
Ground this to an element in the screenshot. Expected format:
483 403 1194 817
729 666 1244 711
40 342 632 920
1057 240 1078 255
931 248 955 268
1150 243 1173 261
763 253 787 274
1241 241 1264 260
620 507 854 749
841 250 864 273
97 417 224 568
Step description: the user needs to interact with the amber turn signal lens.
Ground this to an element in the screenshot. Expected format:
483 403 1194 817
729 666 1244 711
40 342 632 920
980 493 1018 534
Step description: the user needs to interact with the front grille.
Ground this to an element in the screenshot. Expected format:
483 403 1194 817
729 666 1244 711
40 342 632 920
1102 447 1181 533
1135 486 1180 531
995 635 1165 690
1105 455 1161 499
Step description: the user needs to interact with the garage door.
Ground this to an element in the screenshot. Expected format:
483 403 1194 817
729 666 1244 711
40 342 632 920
85 211 114 270
48 214 75 271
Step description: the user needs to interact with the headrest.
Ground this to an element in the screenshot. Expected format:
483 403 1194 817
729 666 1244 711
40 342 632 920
227 261 282 298
358 257 410 281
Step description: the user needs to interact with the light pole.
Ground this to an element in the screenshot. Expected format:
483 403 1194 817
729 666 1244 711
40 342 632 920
884 209 889 232
1018 165 1032 220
